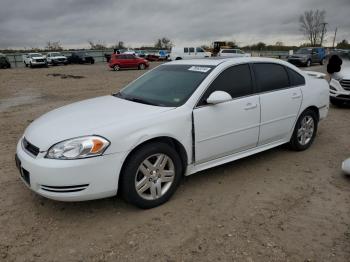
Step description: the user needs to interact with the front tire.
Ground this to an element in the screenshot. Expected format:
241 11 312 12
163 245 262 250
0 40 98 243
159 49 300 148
138 63 146 70
120 142 182 209
320 58 325 65
289 109 318 151
306 59 311 67
113 65 120 71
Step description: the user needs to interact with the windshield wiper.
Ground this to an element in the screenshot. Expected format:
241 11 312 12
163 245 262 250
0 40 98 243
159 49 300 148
112 92 159 106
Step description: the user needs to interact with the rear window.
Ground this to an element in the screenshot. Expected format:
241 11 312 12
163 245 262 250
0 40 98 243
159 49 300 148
286 67 305 86
253 63 289 92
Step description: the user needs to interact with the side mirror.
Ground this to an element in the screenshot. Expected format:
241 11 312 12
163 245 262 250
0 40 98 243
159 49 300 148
206 91 232 104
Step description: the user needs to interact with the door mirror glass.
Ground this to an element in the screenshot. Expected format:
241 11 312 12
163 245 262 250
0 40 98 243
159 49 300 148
206 91 232 104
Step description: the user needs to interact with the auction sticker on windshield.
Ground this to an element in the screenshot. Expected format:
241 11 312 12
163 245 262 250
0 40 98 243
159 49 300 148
188 66 211 73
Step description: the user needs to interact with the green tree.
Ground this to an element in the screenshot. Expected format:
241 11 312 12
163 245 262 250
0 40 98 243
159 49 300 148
336 39 350 49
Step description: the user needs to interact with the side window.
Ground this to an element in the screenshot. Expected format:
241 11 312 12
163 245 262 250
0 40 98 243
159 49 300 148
286 67 305 86
189 47 195 53
198 64 253 106
184 47 188 53
253 63 289 92
196 47 204 52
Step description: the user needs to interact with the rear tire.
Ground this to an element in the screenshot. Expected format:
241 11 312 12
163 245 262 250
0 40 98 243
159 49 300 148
113 65 120 71
120 142 183 209
289 109 318 151
138 63 146 70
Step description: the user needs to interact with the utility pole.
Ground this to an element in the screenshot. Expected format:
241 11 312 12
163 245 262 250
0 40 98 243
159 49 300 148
332 27 338 49
320 22 328 46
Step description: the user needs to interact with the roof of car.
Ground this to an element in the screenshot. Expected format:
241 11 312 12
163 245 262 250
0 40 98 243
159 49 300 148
166 57 289 66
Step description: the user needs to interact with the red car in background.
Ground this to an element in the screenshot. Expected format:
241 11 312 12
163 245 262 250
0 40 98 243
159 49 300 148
109 54 149 71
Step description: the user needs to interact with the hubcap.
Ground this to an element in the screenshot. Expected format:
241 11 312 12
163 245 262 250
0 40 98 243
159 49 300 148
114 65 119 71
297 115 314 145
135 153 175 200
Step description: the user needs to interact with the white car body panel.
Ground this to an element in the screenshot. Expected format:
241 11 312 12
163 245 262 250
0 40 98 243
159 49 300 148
194 95 260 163
23 53 46 66
342 158 350 175
16 57 329 201
258 87 302 145
218 49 251 58
329 65 350 102
46 52 67 64
170 46 211 60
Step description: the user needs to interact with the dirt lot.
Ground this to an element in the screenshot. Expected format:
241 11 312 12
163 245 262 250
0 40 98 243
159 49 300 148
0 63 350 262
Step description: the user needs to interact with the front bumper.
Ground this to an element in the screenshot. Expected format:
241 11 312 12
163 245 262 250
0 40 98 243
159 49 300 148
330 90 350 101
287 59 308 66
16 140 126 201
342 158 350 175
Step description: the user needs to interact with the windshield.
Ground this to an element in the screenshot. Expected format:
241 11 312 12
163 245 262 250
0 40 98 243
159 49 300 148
51 52 62 56
30 53 42 58
114 65 214 107
296 48 312 54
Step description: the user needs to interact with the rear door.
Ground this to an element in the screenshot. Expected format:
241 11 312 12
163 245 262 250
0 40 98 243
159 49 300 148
253 63 303 145
193 64 260 163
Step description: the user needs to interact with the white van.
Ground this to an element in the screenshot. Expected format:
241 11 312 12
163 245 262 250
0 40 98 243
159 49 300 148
170 46 211 60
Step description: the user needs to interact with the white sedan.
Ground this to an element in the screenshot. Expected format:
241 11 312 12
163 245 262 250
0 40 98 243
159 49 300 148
15 57 329 208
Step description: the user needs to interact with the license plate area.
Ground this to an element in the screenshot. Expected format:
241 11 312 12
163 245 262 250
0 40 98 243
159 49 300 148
15 154 31 186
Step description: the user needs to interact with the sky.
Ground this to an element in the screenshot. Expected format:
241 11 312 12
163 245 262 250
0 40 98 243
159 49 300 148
0 0 349 49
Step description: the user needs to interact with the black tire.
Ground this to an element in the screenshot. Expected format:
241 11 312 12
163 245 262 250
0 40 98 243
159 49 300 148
175 57 182 60
306 59 311 67
29 62 33 68
320 58 325 65
24 62 28 68
90 59 94 64
120 142 183 209
113 64 120 71
330 97 344 107
138 63 146 70
289 109 318 151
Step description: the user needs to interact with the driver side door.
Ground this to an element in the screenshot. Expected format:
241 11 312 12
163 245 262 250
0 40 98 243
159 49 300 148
193 64 260 163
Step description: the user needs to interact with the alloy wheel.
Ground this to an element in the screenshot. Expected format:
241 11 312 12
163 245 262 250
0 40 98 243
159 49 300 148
135 153 175 200
297 115 314 145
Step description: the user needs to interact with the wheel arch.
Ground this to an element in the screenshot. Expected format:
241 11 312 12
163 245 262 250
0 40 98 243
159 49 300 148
303 105 320 121
118 136 188 187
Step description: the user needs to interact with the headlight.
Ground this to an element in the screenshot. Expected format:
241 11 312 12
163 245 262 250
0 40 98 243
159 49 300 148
46 136 110 160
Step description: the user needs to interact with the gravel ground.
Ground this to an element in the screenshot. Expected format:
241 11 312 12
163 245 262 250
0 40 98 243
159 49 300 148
0 62 349 262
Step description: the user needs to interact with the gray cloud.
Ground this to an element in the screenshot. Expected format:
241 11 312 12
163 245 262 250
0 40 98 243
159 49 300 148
0 0 349 49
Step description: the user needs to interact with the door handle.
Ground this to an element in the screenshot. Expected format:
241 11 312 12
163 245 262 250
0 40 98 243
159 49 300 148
291 93 301 99
244 103 257 110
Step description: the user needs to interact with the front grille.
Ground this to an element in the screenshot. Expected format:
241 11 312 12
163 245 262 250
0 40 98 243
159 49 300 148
57 58 65 62
40 184 89 193
35 59 45 62
340 79 350 91
22 137 40 157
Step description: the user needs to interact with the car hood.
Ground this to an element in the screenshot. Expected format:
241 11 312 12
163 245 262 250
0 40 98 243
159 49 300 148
24 95 173 151
52 56 67 59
